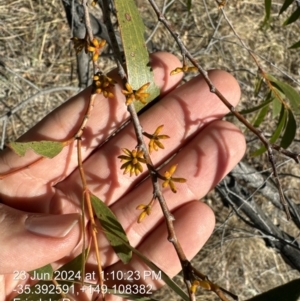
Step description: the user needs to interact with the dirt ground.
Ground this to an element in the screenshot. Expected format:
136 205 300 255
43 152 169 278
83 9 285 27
1 0 300 300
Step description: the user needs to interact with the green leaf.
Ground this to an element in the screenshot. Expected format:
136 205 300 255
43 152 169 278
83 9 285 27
110 238 189 300
289 39 300 49
9 141 64 158
267 74 300 114
252 105 287 156
254 75 264 97
283 6 300 25
262 0 272 28
97 220 189 301
272 93 282 118
114 0 160 113
253 103 270 127
227 97 273 116
91 194 132 264
186 0 192 11
246 279 300 301
279 0 294 14
280 109 297 148
28 264 53 280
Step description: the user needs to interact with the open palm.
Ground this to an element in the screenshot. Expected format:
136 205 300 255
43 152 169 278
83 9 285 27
0 52 245 301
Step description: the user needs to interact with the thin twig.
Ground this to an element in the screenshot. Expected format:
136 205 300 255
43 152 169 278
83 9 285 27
77 137 105 301
147 0 300 220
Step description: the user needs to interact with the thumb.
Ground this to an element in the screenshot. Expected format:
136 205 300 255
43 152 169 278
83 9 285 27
0 204 81 274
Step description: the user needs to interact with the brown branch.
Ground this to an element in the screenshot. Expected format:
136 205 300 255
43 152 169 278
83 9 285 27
146 0 298 221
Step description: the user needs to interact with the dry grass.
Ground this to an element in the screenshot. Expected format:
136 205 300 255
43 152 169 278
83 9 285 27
1 0 300 300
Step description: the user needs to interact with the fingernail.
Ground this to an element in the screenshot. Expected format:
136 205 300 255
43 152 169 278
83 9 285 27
25 213 79 238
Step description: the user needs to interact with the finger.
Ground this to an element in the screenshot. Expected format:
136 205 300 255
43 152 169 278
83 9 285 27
0 52 182 205
104 200 215 295
0 204 80 274
53 69 241 209
84 120 245 266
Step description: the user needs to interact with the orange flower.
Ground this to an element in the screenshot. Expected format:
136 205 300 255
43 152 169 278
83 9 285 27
118 148 147 177
87 37 106 62
122 82 150 105
170 65 198 75
136 198 154 223
190 279 211 294
146 125 170 154
162 164 186 193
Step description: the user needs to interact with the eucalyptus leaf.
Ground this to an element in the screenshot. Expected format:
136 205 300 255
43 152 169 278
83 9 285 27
272 93 281 118
279 0 294 14
267 74 300 114
283 6 300 25
99 222 189 301
91 194 132 264
254 75 263 97
280 109 297 148
262 0 272 28
289 39 300 49
108 236 190 301
9 141 64 158
114 0 160 112
253 103 270 127
251 105 287 156
227 97 273 116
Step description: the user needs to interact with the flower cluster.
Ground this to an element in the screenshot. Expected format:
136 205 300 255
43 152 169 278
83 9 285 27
92 73 116 97
118 148 147 176
170 65 198 75
162 164 186 193
71 36 106 62
122 82 150 105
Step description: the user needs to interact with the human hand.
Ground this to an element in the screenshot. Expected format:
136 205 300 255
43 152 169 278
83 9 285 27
0 52 245 300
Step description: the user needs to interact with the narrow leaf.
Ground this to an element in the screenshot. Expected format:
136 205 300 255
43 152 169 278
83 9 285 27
99 225 189 300
289 39 300 49
262 0 272 28
283 6 300 25
272 93 281 117
280 109 297 148
254 75 264 97
126 242 189 301
186 0 192 11
114 0 160 112
268 74 300 114
253 103 270 127
279 0 294 14
91 194 132 264
227 97 273 116
252 105 287 156
9 141 64 158
246 279 300 301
